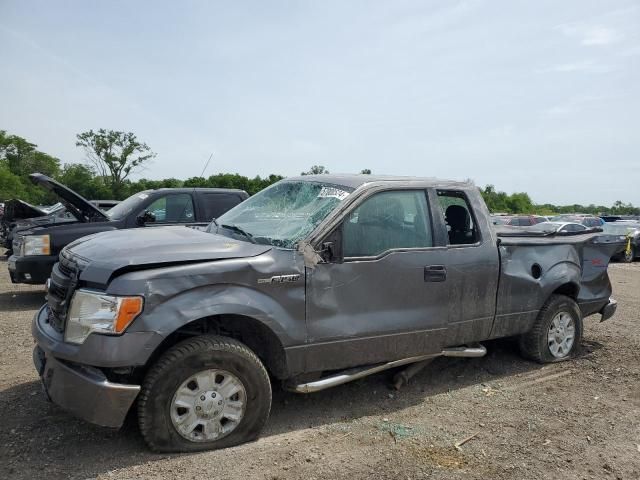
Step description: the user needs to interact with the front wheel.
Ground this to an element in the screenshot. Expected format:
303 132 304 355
622 244 635 263
138 335 272 452
519 294 583 363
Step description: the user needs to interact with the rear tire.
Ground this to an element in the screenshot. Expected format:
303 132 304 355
519 295 582 363
138 335 272 452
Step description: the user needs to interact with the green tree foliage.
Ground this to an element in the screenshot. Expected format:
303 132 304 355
301 165 329 175
0 130 61 203
0 164 28 200
481 185 533 213
1 130 638 216
57 164 113 200
76 129 156 198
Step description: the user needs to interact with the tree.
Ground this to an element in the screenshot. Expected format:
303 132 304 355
0 130 60 177
301 165 329 175
360 169 372 174
57 163 113 200
76 129 156 196
0 164 28 200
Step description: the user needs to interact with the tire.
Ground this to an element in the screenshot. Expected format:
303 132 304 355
519 294 583 364
138 335 272 452
622 245 635 263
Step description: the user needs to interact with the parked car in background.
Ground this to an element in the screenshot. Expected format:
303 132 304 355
602 222 640 263
31 174 620 452
8 173 249 284
500 215 547 227
530 221 589 233
601 215 640 223
490 214 512 225
550 214 604 228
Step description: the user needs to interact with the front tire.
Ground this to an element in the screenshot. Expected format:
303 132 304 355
622 245 635 263
519 295 583 363
138 335 272 452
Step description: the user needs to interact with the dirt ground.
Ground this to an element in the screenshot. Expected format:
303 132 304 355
0 257 638 480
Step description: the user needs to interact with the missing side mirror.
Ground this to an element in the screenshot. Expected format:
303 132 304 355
319 226 343 263
137 210 156 225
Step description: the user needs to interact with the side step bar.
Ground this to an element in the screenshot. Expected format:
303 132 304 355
289 344 487 394
442 344 487 358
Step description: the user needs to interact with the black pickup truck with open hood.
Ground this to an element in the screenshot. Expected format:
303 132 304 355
8 173 248 284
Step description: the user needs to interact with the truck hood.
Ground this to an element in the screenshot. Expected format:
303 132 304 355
29 173 108 222
66 226 272 284
2 199 49 223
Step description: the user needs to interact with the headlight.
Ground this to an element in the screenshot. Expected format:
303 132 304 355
22 235 51 256
64 290 144 344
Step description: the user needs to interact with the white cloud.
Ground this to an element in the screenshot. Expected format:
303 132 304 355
556 23 622 46
543 95 613 117
541 59 614 74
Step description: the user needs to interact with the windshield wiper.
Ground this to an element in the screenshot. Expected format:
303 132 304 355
220 224 256 243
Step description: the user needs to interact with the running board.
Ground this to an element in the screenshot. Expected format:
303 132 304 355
289 344 487 394
442 344 487 357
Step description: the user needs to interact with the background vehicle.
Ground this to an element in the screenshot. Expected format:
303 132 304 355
31 175 620 452
490 214 512 225
530 221 589 233
550 214 604 228
602 222 640 262
8 173 248 284
500 215 547 227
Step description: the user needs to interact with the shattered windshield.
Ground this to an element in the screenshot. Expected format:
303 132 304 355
211 181 353 248
106 191 152 220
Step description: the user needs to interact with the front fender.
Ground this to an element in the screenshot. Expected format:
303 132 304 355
131 284 305 347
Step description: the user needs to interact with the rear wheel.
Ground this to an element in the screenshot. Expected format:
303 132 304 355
519 295 582 363
138 335 272 452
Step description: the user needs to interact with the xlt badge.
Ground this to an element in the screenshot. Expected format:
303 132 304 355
258 274 301 284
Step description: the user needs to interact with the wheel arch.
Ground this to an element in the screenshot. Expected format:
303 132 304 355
146 313 290 379
550 281 580 301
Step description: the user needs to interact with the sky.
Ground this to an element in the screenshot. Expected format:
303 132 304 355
0 0 638 206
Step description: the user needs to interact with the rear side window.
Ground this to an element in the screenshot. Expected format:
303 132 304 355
343 190 433 257
201 193 244 220
562 224 587 232
146 194 194 223
437 191 479 245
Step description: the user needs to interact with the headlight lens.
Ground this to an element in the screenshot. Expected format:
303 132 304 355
64 290 144 344
23 235 51 256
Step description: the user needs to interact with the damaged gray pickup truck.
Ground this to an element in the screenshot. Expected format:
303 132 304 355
32 175 620 452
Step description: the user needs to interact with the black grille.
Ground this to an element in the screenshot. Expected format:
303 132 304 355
46 251 81 333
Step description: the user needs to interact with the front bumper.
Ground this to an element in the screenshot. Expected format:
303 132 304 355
599 297 617 322
8 254 57 284
31 305 163 428
33 345 140 428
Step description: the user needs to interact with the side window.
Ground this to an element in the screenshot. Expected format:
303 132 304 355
201 193 244 220
146 194 194 223
343 190 433 258
561 224 585 233
437 190 479 245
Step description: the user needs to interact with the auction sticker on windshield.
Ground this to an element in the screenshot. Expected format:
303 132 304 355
317 186 350 200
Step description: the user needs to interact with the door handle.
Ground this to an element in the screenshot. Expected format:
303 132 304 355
424 265 447 282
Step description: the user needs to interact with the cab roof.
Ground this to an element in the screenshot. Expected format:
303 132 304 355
285 174 472 190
